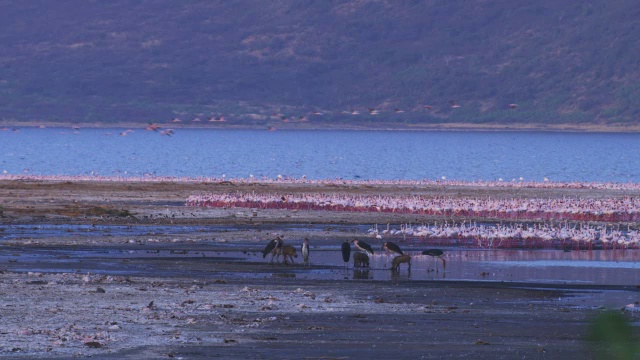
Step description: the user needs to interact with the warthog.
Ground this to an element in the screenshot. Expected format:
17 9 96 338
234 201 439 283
282 245 298 264
391 254 411 271
353 252 370 268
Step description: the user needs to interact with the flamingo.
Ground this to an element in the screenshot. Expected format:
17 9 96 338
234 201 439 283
145 123 160 131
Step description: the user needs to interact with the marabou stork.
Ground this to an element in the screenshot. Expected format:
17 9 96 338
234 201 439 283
262 236 284 263
341 240 351 269
382 241 403 256
422 249 446 271
352 239 374 256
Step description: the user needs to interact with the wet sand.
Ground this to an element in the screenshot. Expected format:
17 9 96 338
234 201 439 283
1 179 639 359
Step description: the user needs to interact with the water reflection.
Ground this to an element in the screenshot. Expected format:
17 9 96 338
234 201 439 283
353 269 371 280
2 244 639 285
391 268 412 281
291 248 640 284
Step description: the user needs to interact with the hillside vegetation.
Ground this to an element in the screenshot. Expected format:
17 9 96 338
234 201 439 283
0 0 638 128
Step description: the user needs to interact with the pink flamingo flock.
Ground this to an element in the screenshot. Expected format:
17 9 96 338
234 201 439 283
186 192 640 223
186 191 640 249
1 175 639 249
363 222 640 250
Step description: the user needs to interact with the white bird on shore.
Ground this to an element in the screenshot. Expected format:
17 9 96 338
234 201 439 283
302 238 310 266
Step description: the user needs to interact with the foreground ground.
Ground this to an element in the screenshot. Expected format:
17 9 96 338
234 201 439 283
0 179 639 359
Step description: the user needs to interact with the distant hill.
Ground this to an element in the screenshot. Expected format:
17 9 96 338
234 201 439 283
0 0 639 129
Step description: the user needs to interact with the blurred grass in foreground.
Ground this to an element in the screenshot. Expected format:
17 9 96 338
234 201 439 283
589 311 639 360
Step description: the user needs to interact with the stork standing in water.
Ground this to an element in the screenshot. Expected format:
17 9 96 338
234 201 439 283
302 238 310 266
422 249 446 271
341 240 351 269
262 236 284 263
382 241 403 266
382 241 403 256
352 239 374 256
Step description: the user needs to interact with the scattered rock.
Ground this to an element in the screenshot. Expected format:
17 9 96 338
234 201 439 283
26 280 48 285
181 299 196 306
217 304 235 308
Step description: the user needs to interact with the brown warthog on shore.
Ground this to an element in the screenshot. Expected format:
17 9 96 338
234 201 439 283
282 245 298 264
391 254 411 271
353 252 370 268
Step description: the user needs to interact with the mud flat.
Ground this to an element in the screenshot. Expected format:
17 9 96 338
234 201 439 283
1 179 639 358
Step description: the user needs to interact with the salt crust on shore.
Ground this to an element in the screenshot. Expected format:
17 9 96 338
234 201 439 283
2 271 385 357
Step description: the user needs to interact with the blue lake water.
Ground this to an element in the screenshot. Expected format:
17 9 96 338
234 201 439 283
1 127 639 182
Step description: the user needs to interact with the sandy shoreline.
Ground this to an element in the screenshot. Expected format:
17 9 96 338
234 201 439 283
3 120 640 133
1 179 639 358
